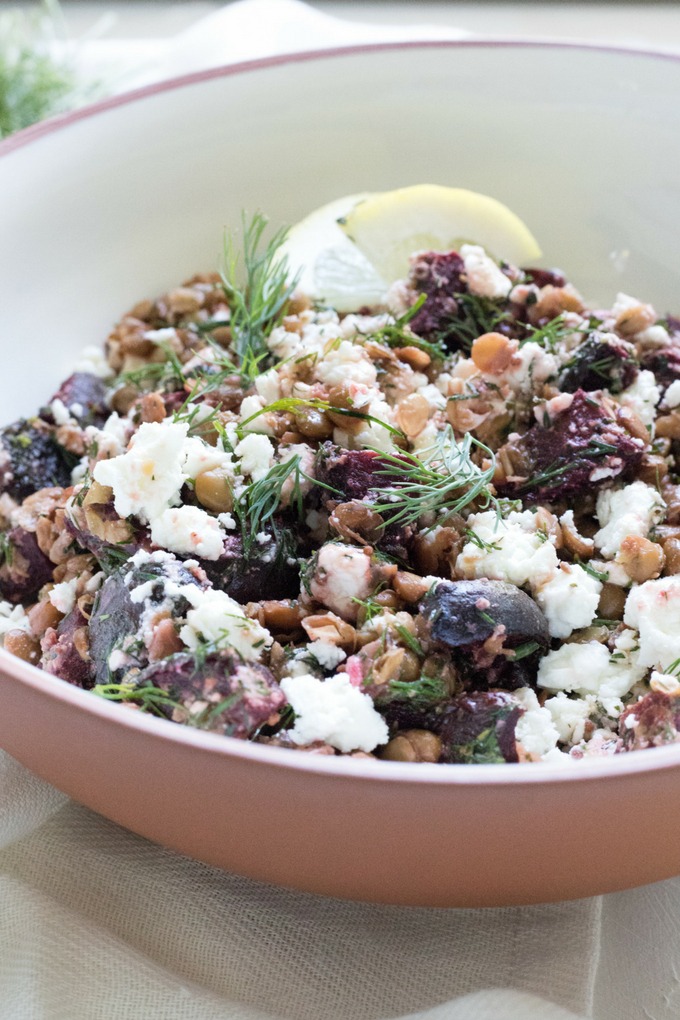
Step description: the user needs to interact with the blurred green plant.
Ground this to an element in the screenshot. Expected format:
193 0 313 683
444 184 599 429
0 0 92 138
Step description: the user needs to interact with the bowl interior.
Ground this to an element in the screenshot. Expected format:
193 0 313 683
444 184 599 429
2 42 680 423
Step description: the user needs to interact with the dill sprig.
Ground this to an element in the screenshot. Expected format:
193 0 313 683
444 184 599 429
518 437 619 493
440 292 510 351
220 213 299 385
92 682 183 717
370 426 497 528
120 341 187 392
364 295 448 361
234 455 306 554
384 674 449 709
0 1 94 138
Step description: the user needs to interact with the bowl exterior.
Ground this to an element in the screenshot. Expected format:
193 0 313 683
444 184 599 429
2 42 680 905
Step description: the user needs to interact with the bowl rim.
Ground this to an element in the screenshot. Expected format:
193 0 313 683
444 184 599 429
2 37 680 159
2 37 680 788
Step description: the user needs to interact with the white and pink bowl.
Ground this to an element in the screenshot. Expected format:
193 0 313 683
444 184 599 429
1 41 680 906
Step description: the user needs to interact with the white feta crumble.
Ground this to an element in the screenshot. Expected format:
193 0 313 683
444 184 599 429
537 633 646 701
254 368 281 404
310 544 374 620
235 433 275 481
619 369 660 426
150 505 226 560
460 243 512 299
623 576 680 671
0 601 30 639
143 327 179 345
456 510 558 590
534 563 601 639
50 398 74 427
594 481 665 558
545 693 595 745
238 394 274 435
280 672 388 753
75 344 114 379
664 379 680 409
179 587 272 662
513 688 561 760
503 341 559 392
307 639 347 671
314 339 378 387
93 420 189 522
48 578 78 616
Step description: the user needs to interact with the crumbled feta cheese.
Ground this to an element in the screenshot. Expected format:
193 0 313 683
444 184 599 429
254 368 281 404
179 587 272 661
0 601 30 639
280 672 388 753
75 344 114 379
48 578 78 615
623 576 680 670
93 420 189 522
182 436 233 481
308 640 347 671
650 670 680 696
351 394 397 454
239 394 274 435
150 505 226 560
314 339 378 387
594 481 665 558
619 369 660 426
310 544 374 619
460 243 512 299
545 693 595 745
504 341 559 392
235 433 275 481
534 563 601 639
456 510 558 590
513 688 560 760
664 380 680 409
636 324 670 349
537 633 646 701
143 327 179 345
50 398 74 427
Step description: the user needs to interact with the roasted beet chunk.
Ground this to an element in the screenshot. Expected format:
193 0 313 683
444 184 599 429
48 372 109 427
0 420 71 501
640 346 680 395
432 690 523 764
315 445 391 503
421 579 549 652
201 527 299 603
523 267 567 289
88 554 206 685
407 251 466 343
136 651 285 738
0 527 53 603
41 606 94 689
559 334 638 394
618 691 680 750
496 389 645 502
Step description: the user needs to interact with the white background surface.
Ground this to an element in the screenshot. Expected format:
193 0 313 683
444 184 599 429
3 2 680 1018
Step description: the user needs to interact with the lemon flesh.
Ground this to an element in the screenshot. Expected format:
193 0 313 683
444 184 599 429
282 185 541 312
340 184 542 286
280 193 388 312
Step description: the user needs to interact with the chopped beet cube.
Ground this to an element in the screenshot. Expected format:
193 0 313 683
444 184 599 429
0 420 72 502
560 334 638 394
496 389 645 502
432 690 522 764
0 527 53 603
48 372 109 427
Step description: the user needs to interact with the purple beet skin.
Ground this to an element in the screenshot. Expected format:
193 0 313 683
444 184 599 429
0 527 54 603
136 651 286 738
559 334 638 395
48 372 109 427
200 527 300 603
0 420 72 502
431 690 523 764
496 389 646 502
407 251 466 341
41 606 94 689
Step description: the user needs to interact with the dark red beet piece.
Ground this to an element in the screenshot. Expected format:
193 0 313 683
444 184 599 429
47 372 109 427
496 389 646 502
137 652 285 738
0 527 53 603
523 267 567 289
407 251 466 342
432 690 522 764
618 691 680 750
201 527 300 603
640 347 680 396
315 445 392 502
421 579 549 652
41 606 94 689
560 334 638 395
0 420 72 502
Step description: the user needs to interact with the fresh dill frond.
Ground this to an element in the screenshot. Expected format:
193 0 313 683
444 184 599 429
385 674 449 709
120 341 187 392
440 292 509 351
520 314 583 352
220 212 298 385
234 455 305 554
364 295 448 361
370 426 497 528
91 681 183 717
0 1 95 138
509 640 541 662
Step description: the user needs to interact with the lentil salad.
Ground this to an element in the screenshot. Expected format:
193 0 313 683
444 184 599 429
2 212 680 764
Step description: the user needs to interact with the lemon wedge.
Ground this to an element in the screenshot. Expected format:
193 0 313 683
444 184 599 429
282 185 541 311
281 193 388 312
340 184 541 285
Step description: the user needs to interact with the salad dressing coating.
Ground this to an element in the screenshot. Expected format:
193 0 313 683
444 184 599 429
2 218 680 763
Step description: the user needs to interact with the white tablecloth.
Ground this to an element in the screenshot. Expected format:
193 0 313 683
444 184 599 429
3 3 680 1017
